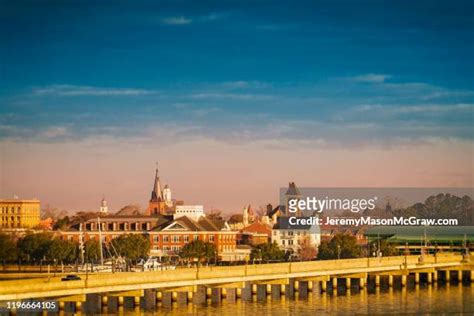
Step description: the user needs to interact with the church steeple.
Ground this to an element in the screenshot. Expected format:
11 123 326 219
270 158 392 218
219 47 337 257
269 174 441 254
150 164 163 202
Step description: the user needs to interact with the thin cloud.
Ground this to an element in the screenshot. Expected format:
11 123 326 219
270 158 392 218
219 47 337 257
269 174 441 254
40 126 70 139
32 85 155 96
199 12 227 22
161 16 192 25
218 80 271 89
350 73 392 83
189 92 273 100
356 103 474 114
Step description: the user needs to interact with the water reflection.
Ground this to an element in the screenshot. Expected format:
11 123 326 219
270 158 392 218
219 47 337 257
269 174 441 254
150 284 473 315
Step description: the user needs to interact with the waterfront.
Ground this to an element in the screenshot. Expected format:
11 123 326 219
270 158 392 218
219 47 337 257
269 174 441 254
125 284 473 315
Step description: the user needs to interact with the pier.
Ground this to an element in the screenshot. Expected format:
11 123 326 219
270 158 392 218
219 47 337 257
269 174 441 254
0 253 472 312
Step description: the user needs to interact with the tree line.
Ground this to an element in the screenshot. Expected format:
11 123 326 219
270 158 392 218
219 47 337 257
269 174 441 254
0 232 150 265
0 231 397 266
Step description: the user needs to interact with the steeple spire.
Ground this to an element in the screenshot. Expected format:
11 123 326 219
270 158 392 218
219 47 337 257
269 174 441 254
150 163 163 201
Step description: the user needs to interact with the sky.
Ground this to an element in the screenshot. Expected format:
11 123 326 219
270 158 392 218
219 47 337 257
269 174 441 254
0 0 473 214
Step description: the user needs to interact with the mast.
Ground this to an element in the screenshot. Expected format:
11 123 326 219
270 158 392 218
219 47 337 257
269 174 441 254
98 217 104 266
79 223 84 265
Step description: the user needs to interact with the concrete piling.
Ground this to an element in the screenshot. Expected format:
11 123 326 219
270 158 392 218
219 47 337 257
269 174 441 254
271 284 281 299
241 282 252 301
211 288 222 304
285 278 295 299
226 288 237 302
193 286 207 305
298 281 308 299
177 292 187 305
256 284 267 301
161 292 172 307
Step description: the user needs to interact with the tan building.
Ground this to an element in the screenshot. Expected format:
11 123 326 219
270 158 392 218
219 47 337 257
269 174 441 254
0 199 41 229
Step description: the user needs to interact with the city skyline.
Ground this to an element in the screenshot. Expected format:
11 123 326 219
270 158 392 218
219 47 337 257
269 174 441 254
1 0 473 212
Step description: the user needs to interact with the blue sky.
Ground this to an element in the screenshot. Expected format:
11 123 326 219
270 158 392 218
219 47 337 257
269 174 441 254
0 0 473 211
1 0 473 144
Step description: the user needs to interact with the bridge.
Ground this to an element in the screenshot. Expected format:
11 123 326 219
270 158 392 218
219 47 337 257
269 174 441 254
0 253 472 311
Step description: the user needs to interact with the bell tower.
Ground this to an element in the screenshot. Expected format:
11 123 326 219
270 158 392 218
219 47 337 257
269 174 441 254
100 196 108 214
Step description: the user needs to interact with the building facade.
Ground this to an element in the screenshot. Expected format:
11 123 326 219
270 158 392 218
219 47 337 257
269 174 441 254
0 199 40 229
59 214 238 261
271 216 321 255
239 221 272 246
174 205 204 221
271 182 321 257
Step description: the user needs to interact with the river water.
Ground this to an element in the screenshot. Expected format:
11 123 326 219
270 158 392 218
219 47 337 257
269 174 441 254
148 283 473 315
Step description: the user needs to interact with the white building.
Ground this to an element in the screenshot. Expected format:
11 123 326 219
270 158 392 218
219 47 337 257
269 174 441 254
174 205 204 221
271 216 321 255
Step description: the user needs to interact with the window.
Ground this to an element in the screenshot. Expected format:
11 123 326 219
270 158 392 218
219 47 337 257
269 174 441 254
194 235 199 241
288 231 294 236
153 236 159 242
172 235 180 243
184 235 189 242
209 235 214 242
171 246 180 252
163 235 169 242
282 240 285 245
288 240 294 245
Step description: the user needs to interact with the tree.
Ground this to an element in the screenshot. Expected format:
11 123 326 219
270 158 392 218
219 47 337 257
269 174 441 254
46 239 77 263
393 193 473 225
111 234 150 261
255 205 268 218
206 209 223 221
41 204 67 220
0 233 17 262
317 234 361 260
370 239 397 257
17 233 54 262
53 216 70 230
116 204 142 216
69 212 101 226
250 242 285 262
84 239 101 262
179 240 216 263
298 236 317 261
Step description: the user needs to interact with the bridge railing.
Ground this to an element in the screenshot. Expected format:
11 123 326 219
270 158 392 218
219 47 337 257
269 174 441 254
0 254 464 299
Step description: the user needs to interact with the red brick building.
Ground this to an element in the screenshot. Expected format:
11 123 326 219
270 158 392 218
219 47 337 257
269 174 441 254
59 214 238 261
